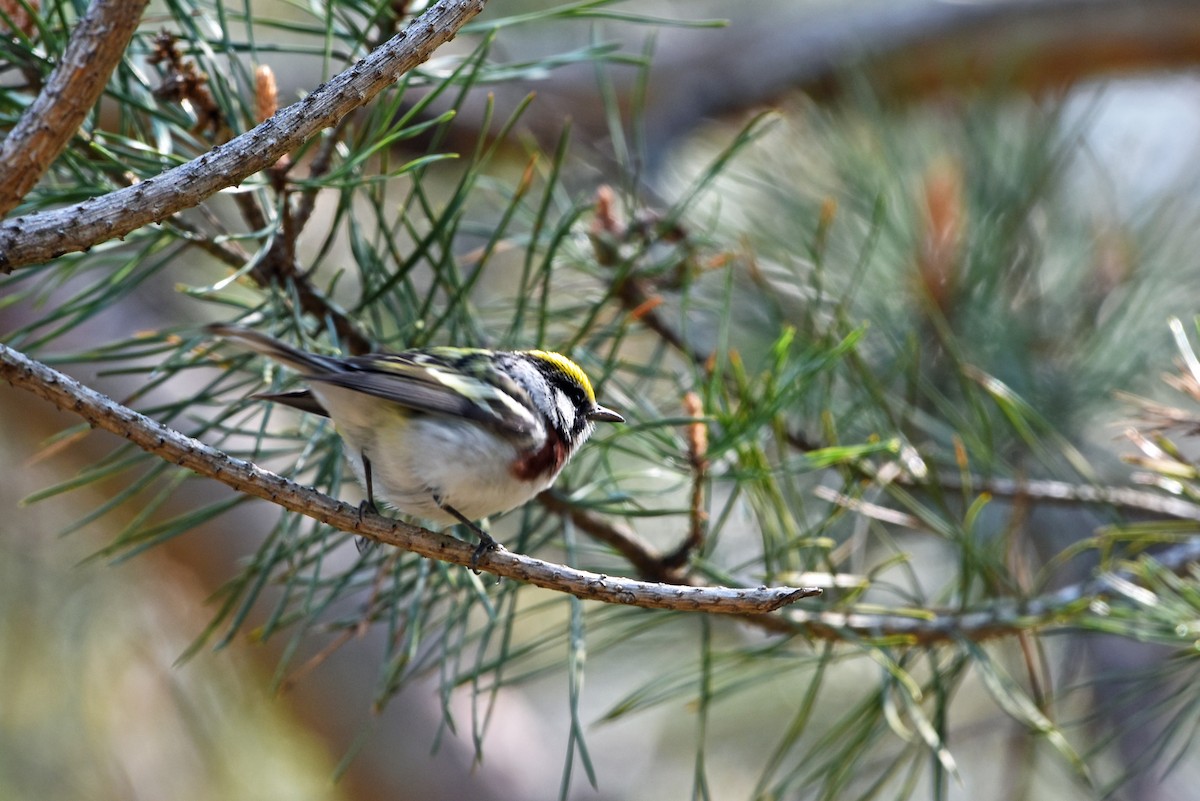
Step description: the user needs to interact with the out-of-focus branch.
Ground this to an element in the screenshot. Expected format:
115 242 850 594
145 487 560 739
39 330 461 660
441 0 1200 162
662 390 708 568
822 471 1200 525
0 0 487 271
537 491 681 583
251 119 373 355
905 473 1200 521
0 0 150 216
786 536 1200 645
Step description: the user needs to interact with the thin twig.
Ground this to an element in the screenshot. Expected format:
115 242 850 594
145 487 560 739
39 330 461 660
256 120 373 353
662 391 708 568
614 274 712 367
814 485 927 529
902 473 1200 521
0 0 151 217
166 217 249 266
290 119 351 235
147 40 371 353
0 0 488 270
0 342 818 615
251 260 374 355
783 538 1200 645
590 185 712 369
583 188 721 577
537 491 681 583
170 208 371 355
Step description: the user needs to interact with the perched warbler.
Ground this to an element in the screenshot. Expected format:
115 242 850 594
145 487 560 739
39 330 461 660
206 324 623 562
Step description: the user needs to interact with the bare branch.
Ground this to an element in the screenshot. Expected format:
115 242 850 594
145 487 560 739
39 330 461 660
448 0 1200 159
251 120 374 356
662 390 708 568
0 0 150 217
903 473 1200 521
537 491 682 583
786 537 1200 645
0 341 818 615
0 0 487 271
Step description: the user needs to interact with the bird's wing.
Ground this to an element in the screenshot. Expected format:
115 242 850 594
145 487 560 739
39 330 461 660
308 352 542 441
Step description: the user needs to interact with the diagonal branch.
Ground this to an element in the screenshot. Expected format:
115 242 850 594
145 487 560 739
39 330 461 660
0 0 488 271
8 341 1199 644
0 341 818 615
0 0 151 217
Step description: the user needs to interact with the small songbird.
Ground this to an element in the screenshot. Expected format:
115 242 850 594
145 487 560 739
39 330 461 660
206 324 623 562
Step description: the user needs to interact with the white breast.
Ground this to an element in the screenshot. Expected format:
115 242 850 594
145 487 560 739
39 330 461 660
311 384 554 525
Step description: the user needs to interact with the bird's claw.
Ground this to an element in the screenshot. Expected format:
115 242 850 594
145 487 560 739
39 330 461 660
469 533 500 574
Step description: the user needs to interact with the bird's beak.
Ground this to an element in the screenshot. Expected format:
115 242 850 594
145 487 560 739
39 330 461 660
587 405 624 424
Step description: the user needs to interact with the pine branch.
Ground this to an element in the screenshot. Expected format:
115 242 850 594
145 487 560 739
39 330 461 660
0 0 488 270
17 338 1193 647
908 473 1200 521
785 537 1200 645
0 341 819 615
0 0 151 217
537 491 682 583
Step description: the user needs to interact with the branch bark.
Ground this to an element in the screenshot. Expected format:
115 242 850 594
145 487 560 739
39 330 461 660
0 0 487 271
537 491 682 583
906 472 1200 521
0 0 151 217
0 341 818 615
448 0 1200 162
783 538 1200 646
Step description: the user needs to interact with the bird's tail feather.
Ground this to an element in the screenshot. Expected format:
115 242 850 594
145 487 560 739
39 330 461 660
205 324 337 376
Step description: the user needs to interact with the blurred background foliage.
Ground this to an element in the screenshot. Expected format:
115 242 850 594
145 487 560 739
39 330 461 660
7 0 1200 799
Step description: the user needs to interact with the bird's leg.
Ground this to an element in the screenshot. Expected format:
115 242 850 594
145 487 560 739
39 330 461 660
359 452 381 517
355 452 380 553
435 495 499 572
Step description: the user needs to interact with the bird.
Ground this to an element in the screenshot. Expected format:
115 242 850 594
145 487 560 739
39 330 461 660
205 324 623 564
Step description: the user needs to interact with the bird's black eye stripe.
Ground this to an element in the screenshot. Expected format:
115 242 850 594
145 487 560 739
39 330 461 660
535 363 591 409
552 374 589 406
